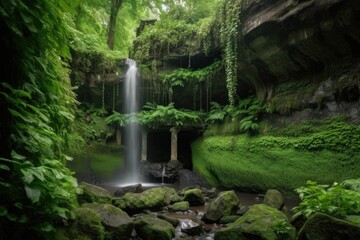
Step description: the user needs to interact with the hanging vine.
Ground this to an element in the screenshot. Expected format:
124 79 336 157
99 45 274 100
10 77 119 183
219 0 242 106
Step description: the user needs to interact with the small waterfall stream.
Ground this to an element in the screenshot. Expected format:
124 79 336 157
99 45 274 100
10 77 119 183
123 59 140 183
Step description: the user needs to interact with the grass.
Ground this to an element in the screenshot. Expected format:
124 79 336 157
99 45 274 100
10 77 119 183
192 117 360 195
69 142 124 178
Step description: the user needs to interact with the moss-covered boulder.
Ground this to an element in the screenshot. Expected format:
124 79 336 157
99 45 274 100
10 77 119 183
113 187 181 214
263 189 284 210
168 201 190 212
183 188 204 206
202 191 239 223
134 216 175 240
341 179 360 193
78 182 112 204
82 203 133 240
219 215 240 224
297 213 360 240
214 204 296 240
158 214 180 227
61 207 105 240
163 187 183 204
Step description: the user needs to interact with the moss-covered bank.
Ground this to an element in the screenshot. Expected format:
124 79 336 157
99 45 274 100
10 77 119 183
192 117 360 194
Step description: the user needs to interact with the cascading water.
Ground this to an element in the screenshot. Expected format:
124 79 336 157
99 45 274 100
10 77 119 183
123 59 140 183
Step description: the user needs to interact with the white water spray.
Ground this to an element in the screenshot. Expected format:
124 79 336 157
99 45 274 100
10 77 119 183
123 59 140 183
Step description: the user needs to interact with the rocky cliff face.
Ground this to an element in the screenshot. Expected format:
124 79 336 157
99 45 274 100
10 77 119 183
238 0 360 103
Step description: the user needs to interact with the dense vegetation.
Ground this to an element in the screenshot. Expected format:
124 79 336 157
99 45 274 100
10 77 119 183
192 115 360 194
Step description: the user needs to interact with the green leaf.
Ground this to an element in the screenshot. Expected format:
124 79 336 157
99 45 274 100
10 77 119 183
25 186 41 203
40 222 55 232
11 150 26 160
7 213 18 222
0 205 7 216
0 164 10 171
18 215 29 223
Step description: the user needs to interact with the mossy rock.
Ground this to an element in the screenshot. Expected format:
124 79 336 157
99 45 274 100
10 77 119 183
214 204 296 240
163 187 183 204
219 215 240 224
263 189 284 210
202 191 239 223
183 188 204 206
168 201 190 212
341 179 360 193
298 213 360 240
180 219 202 236
113 187 180 214
346 215 360 225
134 216 175 240
82 203 133 240
61 207 105 240
78 182 112 204
158 214 180 227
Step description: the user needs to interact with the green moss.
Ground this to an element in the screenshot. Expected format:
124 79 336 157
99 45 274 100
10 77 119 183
168 201 190 212
192 118 360 194
69 142 124 178
134 217 175 240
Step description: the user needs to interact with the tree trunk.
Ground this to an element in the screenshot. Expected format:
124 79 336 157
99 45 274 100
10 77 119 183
107 0 123 50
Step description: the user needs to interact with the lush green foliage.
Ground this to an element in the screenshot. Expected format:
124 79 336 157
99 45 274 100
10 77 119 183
139 102 202 128
292 181 360 219
206 96 269 133
217 0 242 105
341 179 360 193
0 0 78 237
132 0 219 62
105 111 128 127
163 60 222 86
192 116 360 194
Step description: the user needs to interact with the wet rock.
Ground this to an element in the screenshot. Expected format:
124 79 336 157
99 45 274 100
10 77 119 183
202 191 239 223
134 216 175 240
214 204 296 240
183 188 204 206
202 187 218 199
180 219 202 236
298 213 360 240
82 203 133 240
263 189 284 210
114 184 143 197
158 214 180 227
178 169 211 189
168 201 190 212
78 182 112 204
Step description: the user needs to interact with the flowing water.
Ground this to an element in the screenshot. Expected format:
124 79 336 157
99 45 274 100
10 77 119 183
123 59 140 183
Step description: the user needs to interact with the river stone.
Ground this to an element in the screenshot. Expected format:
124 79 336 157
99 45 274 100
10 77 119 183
67 207 105 240
113 187 180 213
168 201 190 212
263 189 284 210
297 213 360 240
180 219 202 236
134 216 175 240
158 214 180 226
183 188 204 206
202 191 239 223
82 203 133 240
214 204 296 240
78 182 112 204
163 187 183 204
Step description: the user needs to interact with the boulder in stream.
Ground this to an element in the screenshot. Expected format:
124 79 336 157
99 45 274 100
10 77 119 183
168 201 190 212
214 204 296 240
263 189 284 210
82 203 133 240
134 216 175 240
202 191 239 223
183 188 204 206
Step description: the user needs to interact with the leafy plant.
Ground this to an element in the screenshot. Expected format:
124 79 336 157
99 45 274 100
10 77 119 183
272 220 293 240
292 181 360 219
206 102 227 123
139 102 201 128
105 111 128 127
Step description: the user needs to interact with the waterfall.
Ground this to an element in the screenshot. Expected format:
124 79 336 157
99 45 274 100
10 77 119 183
161 165 166 184
124 59 140 183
